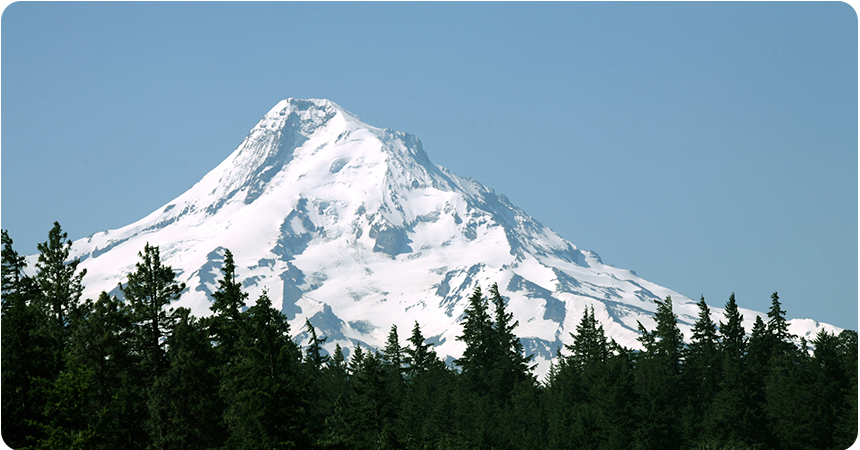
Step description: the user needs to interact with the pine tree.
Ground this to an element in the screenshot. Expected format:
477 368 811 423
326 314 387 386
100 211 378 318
705 293 750 446
209 249 246 318
398 322 456 446
315 343 350 447
121 243 185 383
349 344 365 375
20 223 92 448
808 329 853 450
60 292 145 449
328 349 402 450
380 325 406 435
34 222 88 352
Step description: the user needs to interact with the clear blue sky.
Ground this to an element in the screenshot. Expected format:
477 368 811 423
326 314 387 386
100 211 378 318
2 2 857 330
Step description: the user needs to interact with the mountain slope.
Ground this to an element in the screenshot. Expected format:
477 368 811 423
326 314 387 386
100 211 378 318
57 98 839 376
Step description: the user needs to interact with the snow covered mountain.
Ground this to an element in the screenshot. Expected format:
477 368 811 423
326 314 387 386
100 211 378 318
61 98 839 376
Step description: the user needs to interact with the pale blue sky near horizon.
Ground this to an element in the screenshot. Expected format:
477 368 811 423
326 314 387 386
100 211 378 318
1 2 857 331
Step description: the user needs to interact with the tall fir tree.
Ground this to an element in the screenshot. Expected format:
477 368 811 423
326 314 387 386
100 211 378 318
765 291 795 357
566 305 611 371
719 293 746 363
682 296 720 445
488 282 533 400
455 284 495 392
634 296 684 450
403 321 438 378
207 248 249 363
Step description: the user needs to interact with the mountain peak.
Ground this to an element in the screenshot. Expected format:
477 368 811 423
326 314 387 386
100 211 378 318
253 98 351 134
67 99 842 377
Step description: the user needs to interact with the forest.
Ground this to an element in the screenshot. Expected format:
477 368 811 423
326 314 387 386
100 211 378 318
1 222 857 450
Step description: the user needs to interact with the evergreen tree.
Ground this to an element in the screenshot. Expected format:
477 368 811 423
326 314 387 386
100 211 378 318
807 329 853 450
61 292 145 449
765 292 795 357
719 293 746 363
19 223 91 448
834 329 858 447
1 230 45 447
349 344 366 375
304 318 330 376
488 282 533 401
566 305 611 371
327 350 402 450
455 284 495 392
148 308 223 450
634 296 684 450
221 290 309 449
34 222 88 352
682 296 720 445
705 293 750 446
302 318 332 443
207 248 248 362
316 343 350 448
121 243 185 383
382 324 404 375
380 324 406 435
398 323 458 447
549 308 596 450
403 321 438 379
2 229 28 295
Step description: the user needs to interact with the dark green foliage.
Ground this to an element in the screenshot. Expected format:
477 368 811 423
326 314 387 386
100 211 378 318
2 230 45 447
304 318 330 376
147 308 223 450
683 296 721 445
220 290 310 449
488 283 533 403
719 293 746 363
121 243 185 382
633 297 684 450
403 321 439 378
62 292 146 449
3 230 857 450
34 222 88 353
455 284 494 392
207 248 249 363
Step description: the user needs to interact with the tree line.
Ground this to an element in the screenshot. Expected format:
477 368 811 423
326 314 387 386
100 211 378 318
2 223 857 449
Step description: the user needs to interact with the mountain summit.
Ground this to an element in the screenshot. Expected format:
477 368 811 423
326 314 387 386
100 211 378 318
66 98 837 375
